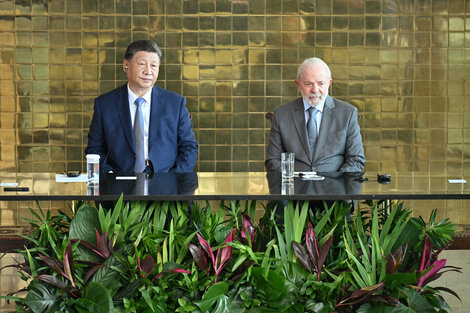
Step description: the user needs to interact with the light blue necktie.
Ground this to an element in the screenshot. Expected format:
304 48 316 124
307 107 318 156
134 97 146 173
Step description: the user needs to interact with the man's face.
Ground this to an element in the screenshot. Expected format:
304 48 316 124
123 51 160 96
295 65 332 107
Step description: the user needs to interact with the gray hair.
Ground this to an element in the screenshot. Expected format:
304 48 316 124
297 57 331 80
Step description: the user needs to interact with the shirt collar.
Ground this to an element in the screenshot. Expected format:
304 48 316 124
127 84 152 105
302 95 327 113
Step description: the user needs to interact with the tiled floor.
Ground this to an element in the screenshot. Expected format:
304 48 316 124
0 254 27 312
436 250 470 313
0 250 469 312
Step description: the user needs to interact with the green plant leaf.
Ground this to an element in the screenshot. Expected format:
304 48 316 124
169 219 175 262
25 248 37 277
196 281 229 312
112 280 143 305
90 254 122 287
11 199 459 313
392 219 420 254
343 218 368 288
282 201 308 262
212 295 231 313
69 205 101 263
313 203 334 236
141 288 157 312
109 196 124 232
356 302 396 313
379 202 400 247
69 205 100 243
295 201 309 244
406 291 439 313
248 200 257 221
382 291 437 313
385 272 417 287
177 231 197 264
24 282 60 313
381 207 410 256
231 254 248 272
251 267 285 301
77 282 114 313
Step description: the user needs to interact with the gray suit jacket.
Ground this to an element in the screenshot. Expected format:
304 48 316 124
265 96 365 172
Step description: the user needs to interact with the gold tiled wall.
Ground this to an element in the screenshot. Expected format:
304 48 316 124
0 0 469 173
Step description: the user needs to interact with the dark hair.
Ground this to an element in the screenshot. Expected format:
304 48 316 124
124 40 162 61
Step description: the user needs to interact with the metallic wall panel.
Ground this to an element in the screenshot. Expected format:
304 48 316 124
0 0 468 175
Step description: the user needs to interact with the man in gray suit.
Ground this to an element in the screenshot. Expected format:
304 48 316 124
266 58 365 173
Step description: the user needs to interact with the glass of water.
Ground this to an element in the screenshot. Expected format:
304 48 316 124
86 154 100 186
281 182 294 195
281 152 295 183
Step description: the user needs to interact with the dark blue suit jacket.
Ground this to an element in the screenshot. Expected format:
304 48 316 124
85 85 198 173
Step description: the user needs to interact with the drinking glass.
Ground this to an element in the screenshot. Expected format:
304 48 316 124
86 154 100 186
281 152 295 183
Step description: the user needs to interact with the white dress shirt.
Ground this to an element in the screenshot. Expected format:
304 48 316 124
303 97 326 133
127 85 151 161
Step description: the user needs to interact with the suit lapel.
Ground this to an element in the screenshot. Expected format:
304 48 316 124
118 85 135 153
291 98 311 162
313 96 335 162
148 86 163 154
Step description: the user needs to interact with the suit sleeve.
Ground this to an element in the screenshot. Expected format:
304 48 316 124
339 108 366 172
265 111 284 172
170 97 198 173
85 98 115 173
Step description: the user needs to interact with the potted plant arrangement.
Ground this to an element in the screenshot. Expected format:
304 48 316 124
1 197 461 312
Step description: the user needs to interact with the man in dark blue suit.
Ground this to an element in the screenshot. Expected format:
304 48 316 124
85 40 198 174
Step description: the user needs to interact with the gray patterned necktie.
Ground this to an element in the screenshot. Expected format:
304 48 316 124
134 97 146 173
307 107 319 155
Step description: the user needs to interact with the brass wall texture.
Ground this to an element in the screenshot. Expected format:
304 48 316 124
0 0 469 173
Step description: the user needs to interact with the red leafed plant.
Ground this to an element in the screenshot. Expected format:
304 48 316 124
137 254 190 281
75 229 115 282
292 221 332 281
240 214 255 247
188 229 235 282
36 241 80 298
386 243 408 275
416 236 462 299
78 229 114 259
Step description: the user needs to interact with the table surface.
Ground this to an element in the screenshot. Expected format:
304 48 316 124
0 171 469 201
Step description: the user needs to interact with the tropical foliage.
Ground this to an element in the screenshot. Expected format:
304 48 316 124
1 197 461 312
